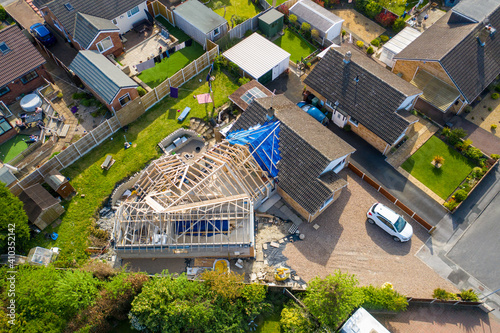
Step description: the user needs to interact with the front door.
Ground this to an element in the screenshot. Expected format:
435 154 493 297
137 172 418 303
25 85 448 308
332 109 347 127
272 64 280 80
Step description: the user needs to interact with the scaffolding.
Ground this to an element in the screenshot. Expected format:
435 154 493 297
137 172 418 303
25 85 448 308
113 142 275 257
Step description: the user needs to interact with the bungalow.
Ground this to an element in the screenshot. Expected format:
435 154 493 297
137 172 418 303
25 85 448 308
392 0 500 121
69 50 139 112
304 45 422 155
0 25 52 106
33 0 149 57
172 0 228 49
289 0 344 45
229 94 356 222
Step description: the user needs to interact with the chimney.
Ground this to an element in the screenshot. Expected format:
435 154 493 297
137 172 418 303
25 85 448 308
343 51 352 64
267 107 275 120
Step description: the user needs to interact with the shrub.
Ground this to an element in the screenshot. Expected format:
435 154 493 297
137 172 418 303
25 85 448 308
392 17 406 32
367 46 374 54
433 288 459 301
464 146 484 161
380 35 390 43
433 155 444 165
311 29 320 39
137 87 146 96
238 77 250 86
289 14 298 25
375 11 397 27
343 124 351 131
495 84 500 92
356 40 364 48
244 29 252 37
454 189 468 203
462 139 472 151
370 38 380 47
360 285 408 312
444 199 459 211
342 29 347 36
492 93 500 100
447 127 467 145
460 289 479 302
213 1 223 9
80 98 92 107
0 6 7 21
489 107 493 111
301 22 311 32
72 92 87 99
471 166 484 179
491 153 500 160
365 1 382 18
464 105 473 113
492 124 498 130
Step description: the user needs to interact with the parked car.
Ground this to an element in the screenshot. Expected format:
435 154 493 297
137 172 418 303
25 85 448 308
297 101 328 125
366 203 413 242
30 23 56 47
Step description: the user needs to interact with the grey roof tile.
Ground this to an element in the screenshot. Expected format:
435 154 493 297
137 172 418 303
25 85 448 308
74 12 118 49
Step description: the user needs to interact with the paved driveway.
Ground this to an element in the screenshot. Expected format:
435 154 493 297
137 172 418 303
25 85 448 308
448 115 500 156
282 170 457 297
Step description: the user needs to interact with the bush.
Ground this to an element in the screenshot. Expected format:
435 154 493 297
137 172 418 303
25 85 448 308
370 38 380 47
360 285 408 312
392 17 406 32
0 6 7 21
366 46 374 54
444 199 459 211
492 124 498 130
460 289 479 302
433 288 459 300
471 166 484 179
464 105 473 113
489 107 493 111
433 155 444 165
343 124 351 131
289 14 298 25
80 98 92 107
238 77 250 86
301 22 311 32
492 93 500 100
495 84 500 92
441 127 451 137
464 146 484 161
446 127 468 145
137 87 146 96
311 29 320 39
491 153 500 160
375 11 397 27
454 189 468 203
365 1 382 18
342 29 347 36
244 29 252 37
380 35 390 43
356 40 364 48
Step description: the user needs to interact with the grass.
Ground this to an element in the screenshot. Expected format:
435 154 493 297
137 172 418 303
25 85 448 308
266 0 287 5
273 29 316 63
156 16 190 43
206 0 261 23
0 135 29 163
401 136 476 200
137 42 204 88
26 69 239 265
385 0 429 17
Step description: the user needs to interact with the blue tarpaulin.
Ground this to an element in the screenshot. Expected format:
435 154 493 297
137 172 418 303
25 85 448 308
226 121 280 177
176 220 229 236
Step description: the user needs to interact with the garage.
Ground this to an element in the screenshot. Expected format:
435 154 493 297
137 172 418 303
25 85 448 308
223 33 290 83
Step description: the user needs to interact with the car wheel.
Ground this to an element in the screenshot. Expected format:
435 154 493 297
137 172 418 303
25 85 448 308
393 236 401 242
367 218 375 224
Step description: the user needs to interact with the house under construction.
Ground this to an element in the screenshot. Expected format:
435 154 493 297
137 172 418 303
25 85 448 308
112 141 275 258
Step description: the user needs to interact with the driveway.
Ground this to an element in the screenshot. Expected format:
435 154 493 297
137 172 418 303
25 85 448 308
448 114 500 156
282 169 457 297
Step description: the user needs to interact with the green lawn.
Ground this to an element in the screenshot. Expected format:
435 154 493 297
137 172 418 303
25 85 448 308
206 0 261 23
156 16 190 43
385 0 429 16
266 0 287 5
401 136 476 200
0 135 29 163
137 42 205 88
26 69 239 265
273 29 316 63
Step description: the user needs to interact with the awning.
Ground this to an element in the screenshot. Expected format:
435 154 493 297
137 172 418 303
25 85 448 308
411 70 460 112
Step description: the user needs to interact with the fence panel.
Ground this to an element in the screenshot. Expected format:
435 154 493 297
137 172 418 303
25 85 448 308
142 90 159 110
56 145 79 167
413 215 433 231
281 0 299 9
38 157 62 176
170 71 184 88
74 133 98 156
183 62 197 79
18 171 44 189
395 200 415 217
258 0 271 10
108 117 121 132
363 174 380 191
379 187 397 203
156 79 171 99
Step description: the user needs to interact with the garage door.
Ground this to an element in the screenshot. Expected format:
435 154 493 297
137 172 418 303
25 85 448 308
258 69 273 84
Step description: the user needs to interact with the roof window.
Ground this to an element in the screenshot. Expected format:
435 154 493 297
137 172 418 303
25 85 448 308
0 42 10 55
64 3 74 11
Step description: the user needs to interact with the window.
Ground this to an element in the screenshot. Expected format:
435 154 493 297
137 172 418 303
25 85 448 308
0 42 10 55
20 70 38 84
241 87 267 105
64 3 74 11
320 194 334 211
127 6 140 18
0 101 12 117
119 93 131 106
54 20 63 32
112 19 117 25
0 86 9 97
213 27 220 37
96 36 114 53
349 116 359 126
379 216 395 231
0 118 13 135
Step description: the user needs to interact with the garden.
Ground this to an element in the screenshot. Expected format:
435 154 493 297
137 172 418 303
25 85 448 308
273 28 316 63
206 0 262 26
401 128 498 210
0 135 29 163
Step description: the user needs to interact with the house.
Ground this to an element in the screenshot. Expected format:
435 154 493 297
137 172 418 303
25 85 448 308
289 0 344 44
379 27 421 68
44 169 74 199
258 9 284 38
33 0 149 57
339 308 390 333
18 183 65 230
304 45 422 155
223 33 290 84
0 25 52 105
392 0 500 120
69 50 139 112
228 80 274 111
172 0 228 49
229 94 356 222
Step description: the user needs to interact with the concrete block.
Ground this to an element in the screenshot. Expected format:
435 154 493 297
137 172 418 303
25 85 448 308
313 224 320 230
262 243 268 250
270 241 280 248
278 239 284 244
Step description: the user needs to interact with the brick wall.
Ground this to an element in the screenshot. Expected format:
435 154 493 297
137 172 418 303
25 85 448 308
115 95 146 126
308 188 343 222
110 88 140 112
277 187 311 222
0 128 17 145
392 59 455 88
88 32 124 58
350 121 389 154
0 66 52 105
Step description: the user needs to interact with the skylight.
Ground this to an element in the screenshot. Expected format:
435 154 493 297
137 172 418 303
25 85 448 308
0 42 10 55
241 87 267 105
64 3 74 11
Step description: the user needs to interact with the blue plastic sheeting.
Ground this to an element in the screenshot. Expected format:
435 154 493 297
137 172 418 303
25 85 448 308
226 121 280 177
175 220 229 236
307 107 326 123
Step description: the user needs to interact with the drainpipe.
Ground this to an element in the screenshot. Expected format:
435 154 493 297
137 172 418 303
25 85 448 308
382 143 390 155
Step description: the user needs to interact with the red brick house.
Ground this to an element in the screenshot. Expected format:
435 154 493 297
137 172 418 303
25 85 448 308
0 25 52 106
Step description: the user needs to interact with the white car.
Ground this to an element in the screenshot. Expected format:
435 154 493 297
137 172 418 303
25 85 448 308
366 203 413 242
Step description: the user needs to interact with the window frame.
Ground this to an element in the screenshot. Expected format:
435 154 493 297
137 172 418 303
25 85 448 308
96 36 114 53
348 116 359 127
127 6 140 18
119 93 131 107
213 27 221 37
0 86 10 97
0 42 10 55
0 117 13 135
20 70 39 84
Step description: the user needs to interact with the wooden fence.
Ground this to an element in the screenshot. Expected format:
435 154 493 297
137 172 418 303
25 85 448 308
148 1 175 26
348 162 435 233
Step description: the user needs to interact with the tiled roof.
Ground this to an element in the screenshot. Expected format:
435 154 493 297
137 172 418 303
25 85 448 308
73 13 118 49
69 50 137 104
394 3 500 103
33 0 144 37
290 0 343 33
228 80 273 111
304 45 421 144
231 95 354 215
0 25 46 88
174 0 227 34
18 184 58 222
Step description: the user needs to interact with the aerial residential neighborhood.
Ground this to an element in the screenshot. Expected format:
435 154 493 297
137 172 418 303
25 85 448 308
1 0 500 332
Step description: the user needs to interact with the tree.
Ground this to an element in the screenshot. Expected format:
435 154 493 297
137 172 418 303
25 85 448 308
289 14 298 25
301 22 311 33
280 304 316 332
365 1 382 18
303 271 364 330
392 17 406 32
0 182 30 253
311 29 320 39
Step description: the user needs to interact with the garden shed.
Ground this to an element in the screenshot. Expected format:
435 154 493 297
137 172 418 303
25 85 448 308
18 184 65 230
173 0 228 49
379 27 421 68
44 169 74 199
258 9 284 38
223 33 290 84
289 0 344 44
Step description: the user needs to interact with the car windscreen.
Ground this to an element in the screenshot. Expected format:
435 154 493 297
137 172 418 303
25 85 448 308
394 217 407 233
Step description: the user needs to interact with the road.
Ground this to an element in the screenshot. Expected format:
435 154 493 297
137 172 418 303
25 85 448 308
327 123 448 225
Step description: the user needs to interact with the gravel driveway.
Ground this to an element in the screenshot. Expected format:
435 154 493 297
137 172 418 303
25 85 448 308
282 169 457 298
